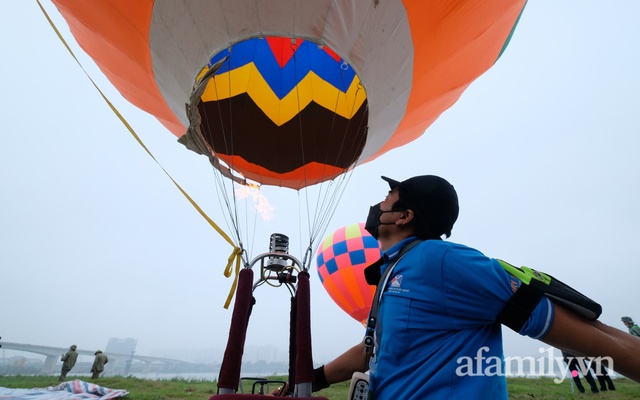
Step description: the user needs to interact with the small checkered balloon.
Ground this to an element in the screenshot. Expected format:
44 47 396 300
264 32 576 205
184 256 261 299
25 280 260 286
316 222 382 324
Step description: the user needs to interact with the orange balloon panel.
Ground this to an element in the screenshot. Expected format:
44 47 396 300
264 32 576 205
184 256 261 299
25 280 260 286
316 223 382 324
52 0 527 189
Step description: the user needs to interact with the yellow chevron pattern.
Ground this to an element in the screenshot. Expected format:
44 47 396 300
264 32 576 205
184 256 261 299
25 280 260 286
199 63 367 126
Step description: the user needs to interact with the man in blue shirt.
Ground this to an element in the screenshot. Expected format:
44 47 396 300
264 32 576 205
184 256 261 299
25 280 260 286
312 175 640 398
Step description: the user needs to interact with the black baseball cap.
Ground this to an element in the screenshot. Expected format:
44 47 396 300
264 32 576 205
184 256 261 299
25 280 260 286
381 175 459 237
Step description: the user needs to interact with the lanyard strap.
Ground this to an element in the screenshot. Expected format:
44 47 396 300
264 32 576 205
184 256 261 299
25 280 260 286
364 239 422 353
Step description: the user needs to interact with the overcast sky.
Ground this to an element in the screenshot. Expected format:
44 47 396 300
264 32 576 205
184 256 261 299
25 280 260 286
2 1 639 367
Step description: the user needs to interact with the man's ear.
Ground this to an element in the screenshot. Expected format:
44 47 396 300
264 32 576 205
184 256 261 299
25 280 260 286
396 209 415 226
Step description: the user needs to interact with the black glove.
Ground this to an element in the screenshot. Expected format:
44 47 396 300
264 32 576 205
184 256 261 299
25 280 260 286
312 365 330 392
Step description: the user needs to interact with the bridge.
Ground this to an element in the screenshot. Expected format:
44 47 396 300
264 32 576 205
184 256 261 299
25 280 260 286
0 341 197 375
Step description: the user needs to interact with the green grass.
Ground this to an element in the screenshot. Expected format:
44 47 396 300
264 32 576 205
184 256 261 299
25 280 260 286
0 375 638 399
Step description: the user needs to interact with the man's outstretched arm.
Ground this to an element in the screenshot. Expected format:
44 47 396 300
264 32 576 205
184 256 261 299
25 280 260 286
542 302 640 382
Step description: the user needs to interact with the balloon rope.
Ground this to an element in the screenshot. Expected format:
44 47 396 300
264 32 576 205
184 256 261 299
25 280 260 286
37 0 243 308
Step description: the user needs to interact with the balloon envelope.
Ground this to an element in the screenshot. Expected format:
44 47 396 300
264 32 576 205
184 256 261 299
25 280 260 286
51 0 527 189
316 223 382 324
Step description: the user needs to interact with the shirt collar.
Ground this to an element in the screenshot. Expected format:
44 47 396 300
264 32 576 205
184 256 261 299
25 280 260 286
364 236 418 285
383 236 418 262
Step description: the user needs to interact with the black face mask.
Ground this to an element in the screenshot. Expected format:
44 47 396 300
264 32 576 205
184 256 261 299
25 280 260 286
364 203 402 239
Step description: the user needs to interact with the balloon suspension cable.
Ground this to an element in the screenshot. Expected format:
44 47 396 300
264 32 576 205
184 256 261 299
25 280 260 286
304 80 370 249
286 40 344 254
188 54 265 265
307 48 369 253
301 131 366 258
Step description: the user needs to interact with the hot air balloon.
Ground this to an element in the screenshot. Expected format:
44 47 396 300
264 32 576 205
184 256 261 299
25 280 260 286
49 1 528 258
316 223 382 324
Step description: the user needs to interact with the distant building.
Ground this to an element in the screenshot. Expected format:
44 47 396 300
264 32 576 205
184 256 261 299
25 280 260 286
243 344 285 363
106 337 138 355
0 356 43 374
105 337 137 374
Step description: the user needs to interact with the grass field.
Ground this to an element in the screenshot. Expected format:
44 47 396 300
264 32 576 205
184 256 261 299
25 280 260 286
0 375 638 399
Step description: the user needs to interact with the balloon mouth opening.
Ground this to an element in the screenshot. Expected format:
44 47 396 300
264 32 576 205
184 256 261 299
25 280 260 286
182 35 369 189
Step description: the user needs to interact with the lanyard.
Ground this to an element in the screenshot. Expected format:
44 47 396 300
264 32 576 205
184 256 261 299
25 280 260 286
364 239 422 354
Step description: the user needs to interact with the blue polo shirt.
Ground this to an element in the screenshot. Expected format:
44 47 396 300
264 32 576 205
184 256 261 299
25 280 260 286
368 238 554 399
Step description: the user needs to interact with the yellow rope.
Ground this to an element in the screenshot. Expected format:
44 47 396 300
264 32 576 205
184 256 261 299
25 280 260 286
37 0 243 307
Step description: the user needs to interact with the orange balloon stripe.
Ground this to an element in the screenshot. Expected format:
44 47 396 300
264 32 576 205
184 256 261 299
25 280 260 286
329 267 375 325
340 264 372 309
321 276 354 317
350 306 372 325
52 0 184 137
369 0 527 160
213 156 347 189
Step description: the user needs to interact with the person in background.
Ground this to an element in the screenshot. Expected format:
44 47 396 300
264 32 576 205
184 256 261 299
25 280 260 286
59 344 78 382
91 350 108 379
591 359 616 392
621 316 640 337
561 351 599 394
312 175 640 399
